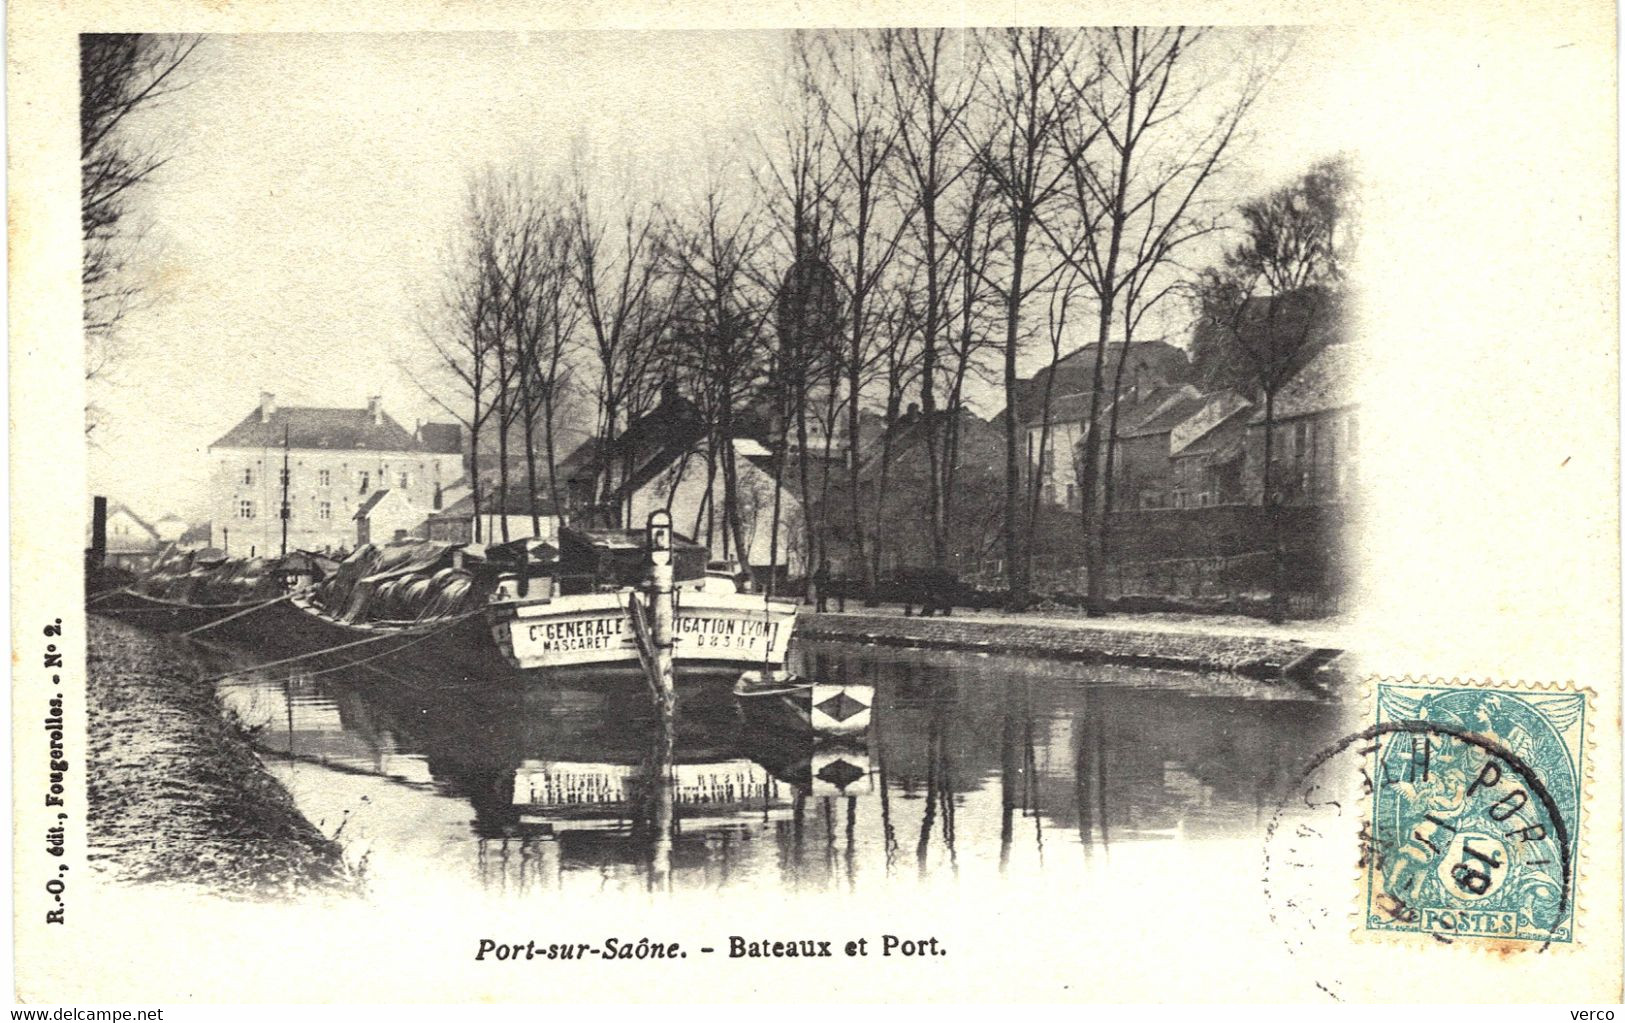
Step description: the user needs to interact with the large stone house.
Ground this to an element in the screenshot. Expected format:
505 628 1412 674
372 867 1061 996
206 393 463 556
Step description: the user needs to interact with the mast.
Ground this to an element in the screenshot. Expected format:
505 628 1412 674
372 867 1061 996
280 422 291 557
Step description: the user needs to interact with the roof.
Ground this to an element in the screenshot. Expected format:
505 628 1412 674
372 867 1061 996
353 490 392 519
1120 389 1207 439
1169 391 1252 455
429 488 562 519
178 521 212 545
1172 410 1251 461
1012 340 1192 424
855 407 1000 479
1250 343 1360 423
98 501 161 552
103 501 158 538
211 405 423 452
417 422 464 454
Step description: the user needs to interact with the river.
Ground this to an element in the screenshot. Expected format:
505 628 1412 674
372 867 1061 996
214 640 1344 901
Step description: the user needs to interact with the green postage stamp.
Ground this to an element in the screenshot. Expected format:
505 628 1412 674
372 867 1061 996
1365 681 1587 943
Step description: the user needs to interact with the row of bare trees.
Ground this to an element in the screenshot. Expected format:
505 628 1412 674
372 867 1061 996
417 28 1330 611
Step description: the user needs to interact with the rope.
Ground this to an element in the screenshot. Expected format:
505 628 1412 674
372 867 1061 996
197 608 483 685
261 611 486 685
86 587 131 607
179 592 296 637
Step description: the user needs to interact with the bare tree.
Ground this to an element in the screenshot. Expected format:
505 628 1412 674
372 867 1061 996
966 27 1083 605
570 166 676 525
1046 27 1267 615
879 28 983 575
80 33 199 434
1193 155 1354 616
665 180 773 589
406 182 507 541
757 35 844 592
815 30 912 599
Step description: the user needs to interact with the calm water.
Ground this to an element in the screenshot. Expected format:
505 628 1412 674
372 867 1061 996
214 642 1344 897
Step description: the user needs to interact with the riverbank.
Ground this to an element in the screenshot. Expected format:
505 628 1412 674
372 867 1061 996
87 616 356 897
799 605 1348 681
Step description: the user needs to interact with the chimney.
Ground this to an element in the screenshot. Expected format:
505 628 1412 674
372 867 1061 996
259 392 276 423
367 395 382 425
89 496 107 568
660 379 680 409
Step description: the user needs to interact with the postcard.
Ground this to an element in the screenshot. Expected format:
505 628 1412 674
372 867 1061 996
10 0 1620 1004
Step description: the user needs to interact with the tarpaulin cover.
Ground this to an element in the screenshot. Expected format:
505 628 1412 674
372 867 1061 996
315 540 493 625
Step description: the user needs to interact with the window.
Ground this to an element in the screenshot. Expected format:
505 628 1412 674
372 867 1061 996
398 472 411 490
318 501 332 521
1295 421 1309 458
358 471 370 495
242 467 254 485
237 500 255 519
318 469 330 487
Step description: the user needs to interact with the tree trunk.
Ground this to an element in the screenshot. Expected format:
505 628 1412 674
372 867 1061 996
523 399 540 538
469 418 483 543
1262 388 1284 623
1099 323 1135 567
496 404 512 543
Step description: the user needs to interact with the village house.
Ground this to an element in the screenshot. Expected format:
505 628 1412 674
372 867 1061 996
1168 391 1253 508
353 489 422 547
1010 339 1192 427
567 385 805 578
1026 383 1202 512
153 514 188 544
1246 343 1360 506
422 487 561 546
839 404 1004 574
206 392 464 556
95 500 163 571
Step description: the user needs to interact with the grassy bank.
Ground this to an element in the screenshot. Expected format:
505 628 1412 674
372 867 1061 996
87 616 356 897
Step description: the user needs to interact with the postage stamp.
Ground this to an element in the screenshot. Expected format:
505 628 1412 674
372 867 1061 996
1363 681 1587 944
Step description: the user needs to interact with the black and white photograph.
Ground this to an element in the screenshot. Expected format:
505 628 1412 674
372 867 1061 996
10 0 1621 1006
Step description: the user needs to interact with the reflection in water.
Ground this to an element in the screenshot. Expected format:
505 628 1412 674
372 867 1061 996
216 642 1342 896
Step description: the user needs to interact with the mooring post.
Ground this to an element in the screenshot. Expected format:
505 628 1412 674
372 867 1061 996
645 509 677 717
644 509 677 891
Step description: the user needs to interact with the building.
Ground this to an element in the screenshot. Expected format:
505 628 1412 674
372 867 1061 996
422 488 561 546
96 501 163 571
842 405 1005 573
1022 339 1360 514
621 434 805 578
353 489 423 547
1025 384 1201 512
1168 392 1253 508
1011 340 1191 428
206 392 463 556
1246 344 1360 505
567 387 804 576
154 514 188 543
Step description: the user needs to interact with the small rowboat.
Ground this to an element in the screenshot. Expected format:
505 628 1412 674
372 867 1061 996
733 672 874 738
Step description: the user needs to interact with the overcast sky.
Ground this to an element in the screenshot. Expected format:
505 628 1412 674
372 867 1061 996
87 29 1351 522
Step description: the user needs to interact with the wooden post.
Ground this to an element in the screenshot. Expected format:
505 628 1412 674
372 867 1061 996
645 510 676 715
